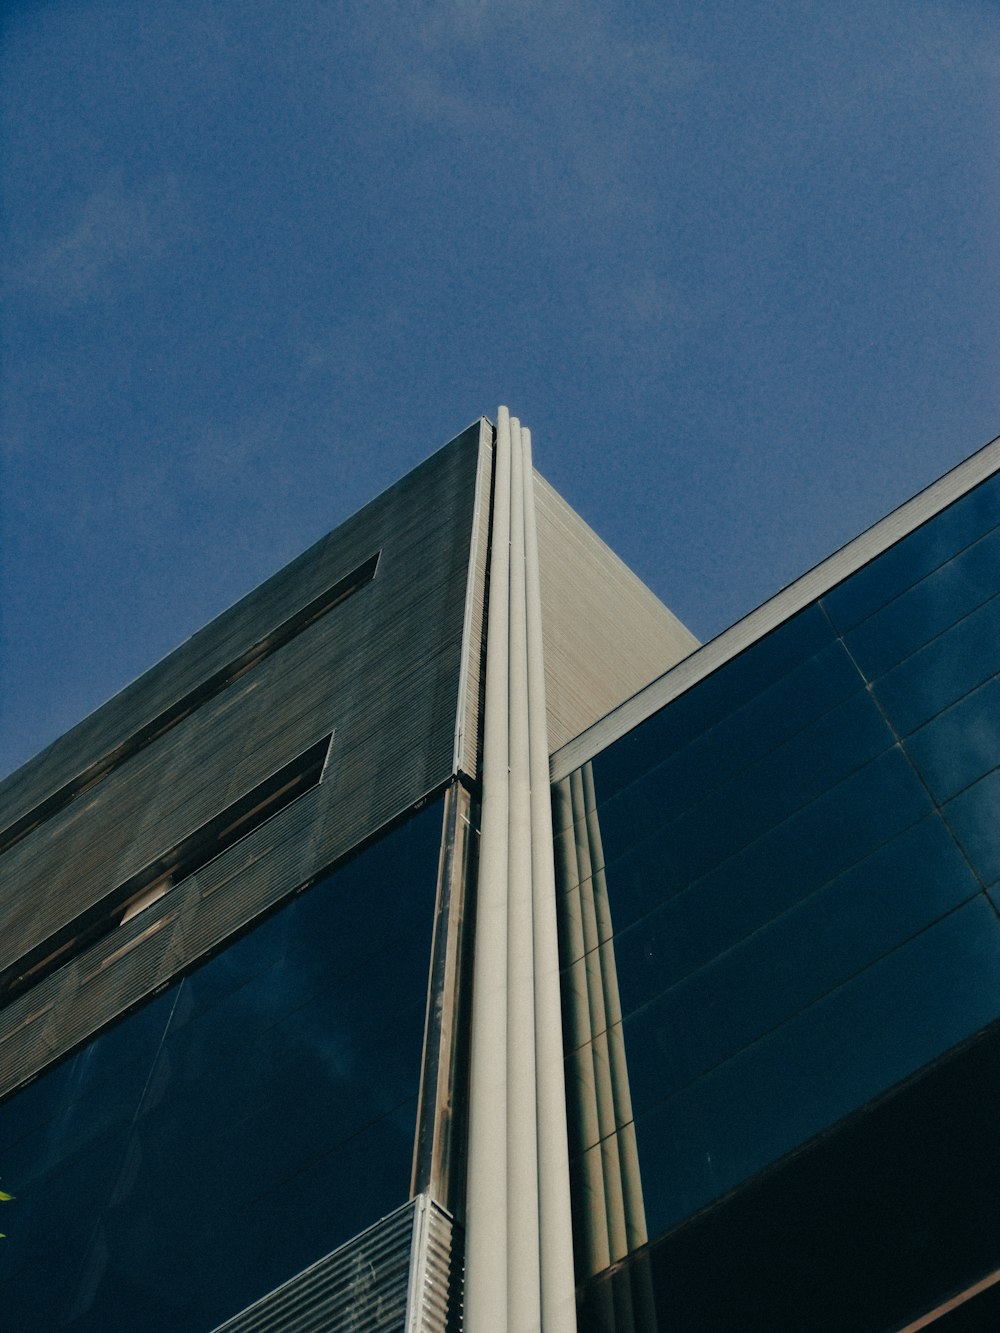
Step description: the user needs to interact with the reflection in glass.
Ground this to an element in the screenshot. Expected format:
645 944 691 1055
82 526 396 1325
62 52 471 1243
822 469 1000 633
0 799 444 1332
554 766 647 1285
562 461 1000 1304
842 524 1000 682
871 593 1000 736
905 672 1000 803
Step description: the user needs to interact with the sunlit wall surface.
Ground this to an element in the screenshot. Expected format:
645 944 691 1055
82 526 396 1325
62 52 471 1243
557 468 1000 1330
0 800 442 1331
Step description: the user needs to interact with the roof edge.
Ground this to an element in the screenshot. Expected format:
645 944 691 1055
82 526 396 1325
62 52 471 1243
551 431 1000 782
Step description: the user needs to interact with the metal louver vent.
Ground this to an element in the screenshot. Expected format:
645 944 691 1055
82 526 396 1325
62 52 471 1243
212 1195 462 1333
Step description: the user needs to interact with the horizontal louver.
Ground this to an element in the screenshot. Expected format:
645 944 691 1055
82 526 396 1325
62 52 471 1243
213 1196 462 1333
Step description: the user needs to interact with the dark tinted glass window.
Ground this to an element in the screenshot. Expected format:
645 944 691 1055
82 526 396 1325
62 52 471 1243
576 1019 1000 1333
630 897 1000 1236
905 672 1000 802
822 469 1000 632
842 524 1000 680
945 768 1000 887
577 605 833 814
560 465 1000 1286
605 814 979 1065
0 799 442 1332
871 593 1000 736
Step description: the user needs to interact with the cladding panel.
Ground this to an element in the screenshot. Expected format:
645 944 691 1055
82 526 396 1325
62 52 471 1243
0 426 487 1093
534 474 698 752
0 424 483 832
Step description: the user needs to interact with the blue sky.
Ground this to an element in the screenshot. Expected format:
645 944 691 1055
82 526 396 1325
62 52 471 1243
2 0 998 779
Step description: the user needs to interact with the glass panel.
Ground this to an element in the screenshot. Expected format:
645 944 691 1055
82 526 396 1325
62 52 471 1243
577 1019 1000 1333
841 524 1000 682
822 470 1000 633
564 466 1000 1298
871 593 1000 736
608 812 978 1045
627 896 1000 1237
585 605 833 809
589 640 862 862
573 746 933 957
177 819 435 1028
945 769 1000 887
594 689 894 910
0 984 180 1161
905 673 1000 804
0 798 443 1332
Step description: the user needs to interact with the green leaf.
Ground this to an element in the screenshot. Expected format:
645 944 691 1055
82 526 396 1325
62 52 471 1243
0 1191 13 1202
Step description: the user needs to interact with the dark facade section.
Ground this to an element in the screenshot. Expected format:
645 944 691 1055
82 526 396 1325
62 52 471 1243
558 465 1000 1328
0 423 481 832
0 425 485 1102
0 799 444 1331
0 552 379 859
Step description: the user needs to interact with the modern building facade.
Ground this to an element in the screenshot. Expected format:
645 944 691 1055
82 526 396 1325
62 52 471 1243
0 411 998 1331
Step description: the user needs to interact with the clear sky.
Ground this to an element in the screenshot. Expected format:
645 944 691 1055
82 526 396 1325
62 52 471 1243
2 0 998 780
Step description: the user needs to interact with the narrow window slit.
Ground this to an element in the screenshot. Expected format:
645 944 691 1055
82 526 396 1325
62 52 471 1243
0 734 333 1009
0 550 378 856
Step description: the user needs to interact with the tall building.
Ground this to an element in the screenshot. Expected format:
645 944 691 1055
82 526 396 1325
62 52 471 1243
1 411 998 1331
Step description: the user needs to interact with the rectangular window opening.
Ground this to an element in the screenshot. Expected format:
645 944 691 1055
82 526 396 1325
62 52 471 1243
0 734 333 1010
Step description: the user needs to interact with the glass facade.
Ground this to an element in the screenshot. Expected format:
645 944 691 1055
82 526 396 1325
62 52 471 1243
0 799 443 1331
557 468 1000 1326
576 1018 1000 1333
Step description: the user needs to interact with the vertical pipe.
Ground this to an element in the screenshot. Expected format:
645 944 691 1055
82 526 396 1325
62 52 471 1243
507 420 542 1329
465 408 512 1332
410 782 477 1213
523 431 579 1332
467 408 581 1330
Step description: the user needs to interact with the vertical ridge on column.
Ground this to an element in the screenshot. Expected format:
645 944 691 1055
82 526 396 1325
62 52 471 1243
507 419 542 1329
465 407 578 1331
465 407 512 1332
523 430 578 1332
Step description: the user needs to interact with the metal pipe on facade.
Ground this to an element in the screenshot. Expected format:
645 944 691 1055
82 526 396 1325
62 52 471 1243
465 408 512 1332
466 408 579 1330
507 420 542 1329
523 430 578 1333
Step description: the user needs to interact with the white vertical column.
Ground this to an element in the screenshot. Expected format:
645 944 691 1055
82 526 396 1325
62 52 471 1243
507 419 542 1329
523 427 578 1333
465 408 578 1332
465 407 512 1332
